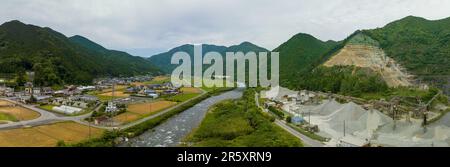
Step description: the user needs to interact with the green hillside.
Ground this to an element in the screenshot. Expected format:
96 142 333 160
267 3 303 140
275 16 450 96
273 33 339 89
364 16 450 75
147 42 269 73
0 20 160 87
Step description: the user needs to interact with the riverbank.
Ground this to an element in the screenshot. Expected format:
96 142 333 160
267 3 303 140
67 87 234 147
183 89 303 147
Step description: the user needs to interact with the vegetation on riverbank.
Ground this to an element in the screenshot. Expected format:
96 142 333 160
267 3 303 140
183 89 303 147
286 123 327 142
268 106 285 119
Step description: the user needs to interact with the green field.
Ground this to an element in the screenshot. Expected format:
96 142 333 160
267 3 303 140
38 105 55 111
0 113 17 122
142 76 170 84
95 95 122 102
184 89 303 147
166 93 200 102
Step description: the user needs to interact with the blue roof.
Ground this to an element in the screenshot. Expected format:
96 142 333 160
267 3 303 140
292 116 304 123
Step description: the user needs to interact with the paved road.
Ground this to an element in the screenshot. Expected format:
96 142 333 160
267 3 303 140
254 92 324 147
274 120 324 147
0 98 93 129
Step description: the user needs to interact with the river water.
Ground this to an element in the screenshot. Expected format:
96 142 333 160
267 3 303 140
119 89 243 147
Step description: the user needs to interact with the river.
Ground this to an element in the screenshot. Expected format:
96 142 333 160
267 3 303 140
119 89 243 147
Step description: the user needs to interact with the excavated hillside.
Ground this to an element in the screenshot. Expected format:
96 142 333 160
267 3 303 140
323 33 413 87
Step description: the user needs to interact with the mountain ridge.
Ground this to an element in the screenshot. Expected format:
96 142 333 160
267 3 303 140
0 20 160 86
147 42 269 73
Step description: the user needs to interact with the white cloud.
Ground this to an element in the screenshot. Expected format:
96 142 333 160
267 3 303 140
1 0 450 56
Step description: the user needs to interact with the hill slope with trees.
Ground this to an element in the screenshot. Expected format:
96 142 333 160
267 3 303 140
0 20 160 87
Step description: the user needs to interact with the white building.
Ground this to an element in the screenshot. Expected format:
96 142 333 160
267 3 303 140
105 102 118 113
148 93 159 99
53 105 83 114
77 86 96 91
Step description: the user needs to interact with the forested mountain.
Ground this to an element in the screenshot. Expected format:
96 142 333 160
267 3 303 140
147 42 269 73
273 33 339 88
364 16 450 76
0 20 160 87
276 16 450 97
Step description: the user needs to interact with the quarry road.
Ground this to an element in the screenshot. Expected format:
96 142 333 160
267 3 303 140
274 120 324 147
254 92 324 147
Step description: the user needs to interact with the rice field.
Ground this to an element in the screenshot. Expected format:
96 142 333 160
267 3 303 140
100 85 127 93
0 122 104 147
98 91 130 97
180 87 202 94
113 100 177 124
0 100 14 106
0 101 40 121
142 76 170 84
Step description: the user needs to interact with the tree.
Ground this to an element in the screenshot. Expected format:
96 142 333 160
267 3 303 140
286 116 292 123
27 94 37 104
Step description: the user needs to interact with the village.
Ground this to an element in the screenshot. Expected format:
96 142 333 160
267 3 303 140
0 73 210 146
0 74 203 127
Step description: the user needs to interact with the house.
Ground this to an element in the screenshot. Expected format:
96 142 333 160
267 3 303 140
41 87 53 95
105 102 118 113
143 89 156 94
148 84 161 90
24 82 33 95
148 93 159 99
163 89 179 95
72 95 99 102
125 87 138 94
0 86 14 96
162 82 174 89
33 87 41 95
291 115 305 125
53 90 67 96
35 95 52 103
51 97 65 105
77 86 96 92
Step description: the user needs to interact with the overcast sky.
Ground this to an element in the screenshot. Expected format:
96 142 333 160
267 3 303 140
2 0 450 57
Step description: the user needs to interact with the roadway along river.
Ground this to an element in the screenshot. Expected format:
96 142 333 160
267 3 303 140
119 89 243 147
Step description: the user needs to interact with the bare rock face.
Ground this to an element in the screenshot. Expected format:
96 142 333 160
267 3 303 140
323 33 413 87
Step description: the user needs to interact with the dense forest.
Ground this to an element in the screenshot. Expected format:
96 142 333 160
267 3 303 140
147 42 269 73
295 66 389 97
364 16 450 75
0 20 160 87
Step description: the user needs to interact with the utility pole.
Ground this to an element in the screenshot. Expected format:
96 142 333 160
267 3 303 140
343 120 346 137
308 111 311 124
393 104 397 131
88 120 91 139
112 82 115 101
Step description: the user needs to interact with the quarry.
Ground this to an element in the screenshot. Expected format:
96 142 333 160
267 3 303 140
323 33 413 88
262 86 450 147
